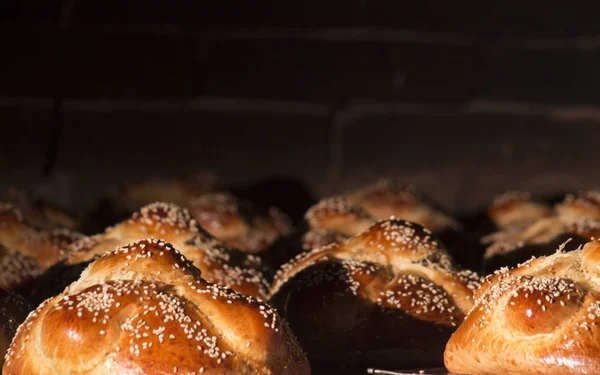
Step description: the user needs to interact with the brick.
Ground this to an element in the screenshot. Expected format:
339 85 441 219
201 39 393 103
386 43 483 102
339 112 600 213
478 48 583 104
50 109 331 210
0 31 205 99
69 1 597 37
1 1 63 22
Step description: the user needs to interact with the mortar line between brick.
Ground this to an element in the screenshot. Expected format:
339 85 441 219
4 24 600 50
3 96 600 123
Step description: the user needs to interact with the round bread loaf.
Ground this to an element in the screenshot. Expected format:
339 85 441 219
30 202 270 306
3 238 310 375
446 240 600 375
270 218 480 369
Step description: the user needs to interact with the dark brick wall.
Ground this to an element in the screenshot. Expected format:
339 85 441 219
2 3 600 215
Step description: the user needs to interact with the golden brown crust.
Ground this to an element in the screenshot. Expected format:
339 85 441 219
483 190 600 273
66 202 270 299
113 175 292 254
488 191 553 229
1 188 80 231
3 239 309 375
301 181 459 252
0 289 30 369
270 219 480 367
0 244 42 290
344 179 460 232
0 203 35 252
188 193 293 254
483 216 600 260
304 197 373 237
0 203 83 289
556 191 600 220
445 241 600 375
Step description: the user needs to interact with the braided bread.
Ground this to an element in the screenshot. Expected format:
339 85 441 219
556 190 600 220
0 203 83 290
445 240 600 375
270 219 480 368
344 180 460 232
488 191 553 230
482 191 600 273
302 181 459 252
188 193 292 254
3 239 309 375
113 174 292 255
40 202 269 303
302 197 374 250
1 188 80 231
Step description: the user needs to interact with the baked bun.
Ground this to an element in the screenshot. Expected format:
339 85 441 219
32 202 269 305
113 171 218 215
303 181 459 250
270 218 480 369
3 239 310 375
0 289 30 369
1 188 80 231
556 191 600 220
301 181 471 269
303 197 374 249
482 215 600 274
445 240 600 375
0 203 83 291
188 193 292 254
488 191 553 230
343 180 460 232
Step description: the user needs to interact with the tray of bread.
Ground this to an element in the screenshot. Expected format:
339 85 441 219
1 180 599 374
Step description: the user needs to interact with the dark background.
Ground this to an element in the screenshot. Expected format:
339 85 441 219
2 2 599 215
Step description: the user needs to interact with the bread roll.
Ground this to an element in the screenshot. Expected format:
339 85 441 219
3 239 310 375
1 188 80 231
302 181 460 252
301 181 473 270
270 219 480 369
482 214 600 274
32 202 269 305
188 193 292 254
114 174 292 255
445 240 600 375
556 190 600 220
488 191 553 230
0 202 83 291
